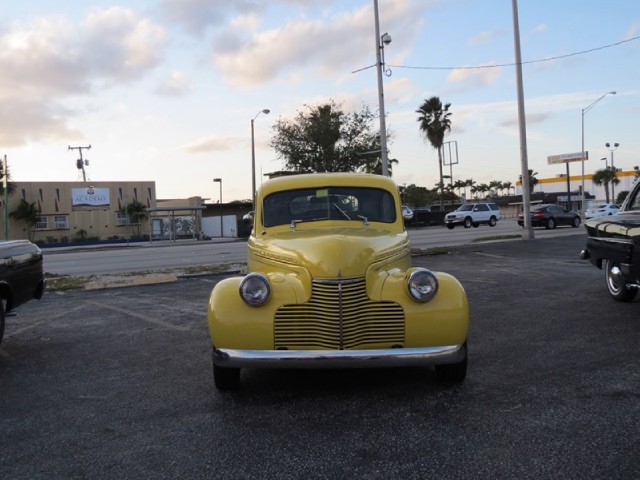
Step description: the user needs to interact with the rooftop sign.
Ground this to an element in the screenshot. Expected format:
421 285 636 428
547 152 588 165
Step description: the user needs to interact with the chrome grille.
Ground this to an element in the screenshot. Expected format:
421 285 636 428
274 278 405 350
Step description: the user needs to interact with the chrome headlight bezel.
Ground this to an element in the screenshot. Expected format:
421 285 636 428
407 269 439 303
239 273 271 307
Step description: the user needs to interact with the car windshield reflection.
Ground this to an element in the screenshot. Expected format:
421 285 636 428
262 187 397 227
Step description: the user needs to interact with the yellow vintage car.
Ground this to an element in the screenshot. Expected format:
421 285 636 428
207 173 469 390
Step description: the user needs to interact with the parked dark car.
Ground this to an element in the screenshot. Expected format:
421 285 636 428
580 178 640 302
0 240 45 343
517 204 581 229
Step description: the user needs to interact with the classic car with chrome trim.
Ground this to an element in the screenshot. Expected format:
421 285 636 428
207 173 469 390
0 240 45 344
580 177 640 302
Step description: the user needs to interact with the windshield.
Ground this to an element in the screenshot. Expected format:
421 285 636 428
457 205 474 212
262 186 397 227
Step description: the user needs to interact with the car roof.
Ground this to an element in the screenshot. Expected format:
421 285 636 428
258 172 398 197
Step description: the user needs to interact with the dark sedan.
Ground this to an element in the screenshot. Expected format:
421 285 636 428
517 204 581 229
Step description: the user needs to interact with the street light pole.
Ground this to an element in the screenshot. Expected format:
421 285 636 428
373 0 390 177
213 178 222 237
511 0 534 240
251 109 270 209
606 142 619 201
581 91 616 215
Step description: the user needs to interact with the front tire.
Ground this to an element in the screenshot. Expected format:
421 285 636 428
463 217 472 228
436 343 468 383
446 224 455 230
572 216 581 228
546 217 556 229
604 259 638 302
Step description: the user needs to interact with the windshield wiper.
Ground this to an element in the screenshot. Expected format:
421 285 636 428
357 215 369 226
333 203 351 220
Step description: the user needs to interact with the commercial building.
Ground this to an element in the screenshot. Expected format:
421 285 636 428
0 181 157 243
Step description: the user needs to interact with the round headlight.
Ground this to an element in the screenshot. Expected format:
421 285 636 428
239 273 271 306
407 269 439 303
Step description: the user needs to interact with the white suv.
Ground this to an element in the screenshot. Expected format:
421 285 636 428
445 203 501 229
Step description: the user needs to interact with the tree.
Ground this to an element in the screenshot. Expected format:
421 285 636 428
9 199 40 241
616 191 629 204
270 100 389 174
0 165 17 198
592 168 620 203
519 169 539 194
503 181 515 196
125 200 149 238
416 96 452 210
489 180 503 197
401 184 437 207
453 179 467 199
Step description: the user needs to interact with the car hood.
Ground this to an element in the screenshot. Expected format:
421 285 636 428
248 227 410 279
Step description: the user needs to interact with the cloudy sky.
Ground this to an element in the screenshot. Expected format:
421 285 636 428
1 0 638 202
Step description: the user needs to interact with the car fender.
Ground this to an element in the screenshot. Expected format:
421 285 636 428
208 272 309 350
373 268 469 347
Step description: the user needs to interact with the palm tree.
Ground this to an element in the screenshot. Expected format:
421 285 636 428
465 179 476 200
503 181 515 196
489 180 503 197
9 199 40 241
125 200 149 238
362 156 399 176
592 168 620 203
453 179 467 199
416 97 452 210
0 165 17 198
519 170 539 194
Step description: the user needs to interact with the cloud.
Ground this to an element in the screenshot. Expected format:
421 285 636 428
81 7 166 83
468 30 501 47
181 134 242 153
0 8 166 146
211 0 432 87
159 0 265 35
446 64 502 87
156 71 192 96
499 112 550 128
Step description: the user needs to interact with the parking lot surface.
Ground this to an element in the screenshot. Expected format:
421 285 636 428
1 234 639 479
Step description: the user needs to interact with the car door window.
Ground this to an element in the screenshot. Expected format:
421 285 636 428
628 185 640 211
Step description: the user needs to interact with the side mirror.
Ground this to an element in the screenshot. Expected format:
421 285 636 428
243 211 254 226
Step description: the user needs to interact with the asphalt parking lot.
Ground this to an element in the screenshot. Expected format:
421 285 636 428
1 234 639 479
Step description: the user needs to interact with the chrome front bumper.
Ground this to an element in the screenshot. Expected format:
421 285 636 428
213 344 466 369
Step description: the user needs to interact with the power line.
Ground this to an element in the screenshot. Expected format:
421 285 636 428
386 34 640 71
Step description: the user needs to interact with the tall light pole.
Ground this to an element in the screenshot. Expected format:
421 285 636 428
2 155 8 240
213 178 222 237
511 0 534 240
373 0 390 177
606 142 619 201
251 109 270 209
581 91 616 214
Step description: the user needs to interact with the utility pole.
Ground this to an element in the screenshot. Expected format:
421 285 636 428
69 145 91 181
2 155 7 240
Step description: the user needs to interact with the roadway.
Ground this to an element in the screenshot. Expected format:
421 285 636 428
42 219 585 276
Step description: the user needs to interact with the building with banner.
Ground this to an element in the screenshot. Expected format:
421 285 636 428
1 181 157 243
0 180 250 245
